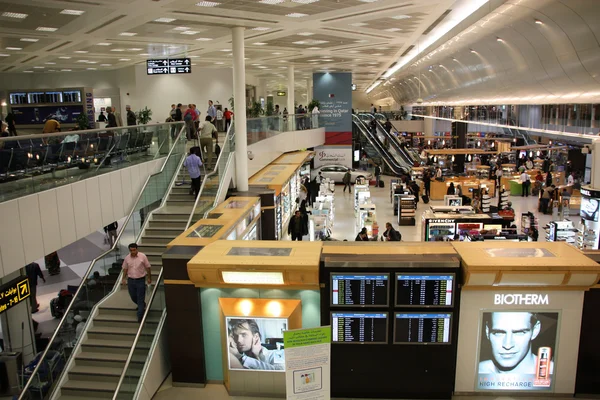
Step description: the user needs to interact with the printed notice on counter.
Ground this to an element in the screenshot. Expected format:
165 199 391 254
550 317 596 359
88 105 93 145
284 326 331 400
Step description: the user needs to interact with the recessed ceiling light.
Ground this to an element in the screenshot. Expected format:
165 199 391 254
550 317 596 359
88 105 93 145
291 0 319 3
87 67 97 70
119 32 137 36
119 58 131 61
259 0 285 3
215 62 224 65
391 14 411 19
272 52 283 55
173 26 190 31
385 28 402 32
306 47 321 50
297 32 315 36
535 19 543 25
6 47 22 50
74 50 88 53
254 42 267 45
191 63 197 66
61 69 72 71
286 13 309 18
258 66 268 69
33 66 44 69
189 55 200 58
349 22 367 27
100 64 112 66
470 49 477 53
496 37 503 42
76 60 89 63
87 61 97 64
154 17 176 23
2 12 28 19
220 49 232 52
23 70 33 73
96 42 111 46
181 30 199 35
372 53 383 56
196 37 213 41
48 69 55 72
195 1 220 6
0 53 9 57
322 59 333 62
20 38 39 42
60 9 85 15
45 62 56 65
358 0 379 2
36 27 58 32
139 53 150 56
59 56 71 59
452 58 458 61
252 27 270 31
128 48 143 51
110 49 125 52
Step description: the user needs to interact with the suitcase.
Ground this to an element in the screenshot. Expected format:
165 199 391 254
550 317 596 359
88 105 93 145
421 194 430 204
378 181 385 188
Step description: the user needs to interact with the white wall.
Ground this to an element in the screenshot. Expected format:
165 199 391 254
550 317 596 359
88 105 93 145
0 158 163 279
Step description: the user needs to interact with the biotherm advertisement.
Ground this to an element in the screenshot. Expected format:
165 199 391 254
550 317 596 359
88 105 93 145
476 311 559 391
226 317 287 372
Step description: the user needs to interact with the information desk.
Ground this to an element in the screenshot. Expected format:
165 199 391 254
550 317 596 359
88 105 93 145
451 241 600 396
429 178 495 200
320 242 461 399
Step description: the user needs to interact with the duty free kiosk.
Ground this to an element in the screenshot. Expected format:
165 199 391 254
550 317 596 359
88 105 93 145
452 241 600 395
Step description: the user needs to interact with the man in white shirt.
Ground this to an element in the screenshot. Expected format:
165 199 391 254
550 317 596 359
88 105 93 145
567 172 574 186
198 116 218 166
216 108 223 132
520 171 530 197
228 319 284 371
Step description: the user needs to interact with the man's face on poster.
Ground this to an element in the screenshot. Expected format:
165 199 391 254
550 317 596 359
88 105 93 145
231 322 258 353
485 312 540 371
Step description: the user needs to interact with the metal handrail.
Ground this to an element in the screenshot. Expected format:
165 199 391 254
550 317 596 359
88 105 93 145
17 124 187 400
184 121 235 230
111 268 164 400
0 121 184 142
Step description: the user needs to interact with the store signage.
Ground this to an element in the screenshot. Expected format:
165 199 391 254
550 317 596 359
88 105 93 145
494 293 549 306
430 219 455 224
147 58 191 75
313 145 352 168
277 91 286 96
85 91 95 129
284 326 331 400
0 276 30 314
580 187 600 198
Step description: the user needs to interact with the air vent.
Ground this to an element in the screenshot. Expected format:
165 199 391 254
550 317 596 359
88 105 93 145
47 41 72 52
86 15 127 34
21 56 38 63
321 3 413 22
423 9 452 35
400 45 414 57
2 66 15 72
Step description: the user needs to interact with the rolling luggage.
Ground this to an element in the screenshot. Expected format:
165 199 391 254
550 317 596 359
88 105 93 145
378 181 385 188
421 194 430 204
50 290 73 319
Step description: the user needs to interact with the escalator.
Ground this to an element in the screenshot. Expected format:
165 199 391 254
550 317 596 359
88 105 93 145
360 113 420 167
353 115 410 176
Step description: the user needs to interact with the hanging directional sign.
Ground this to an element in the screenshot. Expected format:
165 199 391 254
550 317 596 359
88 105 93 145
0 276 30 314
147 58 191 75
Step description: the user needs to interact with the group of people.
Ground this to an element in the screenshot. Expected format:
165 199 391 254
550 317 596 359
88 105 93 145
355 222 401 242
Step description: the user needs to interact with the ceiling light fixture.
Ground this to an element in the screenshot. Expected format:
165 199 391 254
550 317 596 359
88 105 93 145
254 42 267 45
496 37 503 42
470 49 477 53
535 19 543 25
119 58 131 61
23 70 33 73
139 53 150 56
5 47 22 50
173 26 190 31
297 32 315 36
20 38 39 42
195 1 221 6
60 9 85 15
391 14 411 19
259 0 285 3
87 67 97 70
154 17 176 23
119 32 137 36
220 49 232 52
215 62 224 65
251 27 270 31
358 0 379 2
100 64 112 66
36 27 58 32
286 13 309 18
452 58 458 61
45 62 56 65
2 12 28 19
58 56 71 59
128 48 142 51
110 49 125 52
96 42 111 46
0 54 10 57
181 30 199 35
61 69 72 71
291 0 319 4
196 37 213 41
74 50 88 53
33 66 44 69
349 22 368 27
272 52 283 55
385 28 402 32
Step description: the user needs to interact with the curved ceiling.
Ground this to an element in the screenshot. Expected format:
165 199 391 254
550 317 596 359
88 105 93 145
369 0 600 105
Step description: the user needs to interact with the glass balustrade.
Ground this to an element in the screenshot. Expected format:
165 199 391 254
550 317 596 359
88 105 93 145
0 122 184 203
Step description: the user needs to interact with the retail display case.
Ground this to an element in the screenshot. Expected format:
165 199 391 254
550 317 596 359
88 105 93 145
397 195 416 226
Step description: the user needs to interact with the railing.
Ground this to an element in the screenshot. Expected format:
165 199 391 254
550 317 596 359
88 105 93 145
17 124 187 400
185 121 236 229
246 113 323 145
0 122 183 203
112 269 165 399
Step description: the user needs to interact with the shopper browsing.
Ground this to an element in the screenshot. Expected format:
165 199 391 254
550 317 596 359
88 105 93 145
382 222 401 241
520 170 530 197
342 170 352 193
288 210 307 241
355 227 369 241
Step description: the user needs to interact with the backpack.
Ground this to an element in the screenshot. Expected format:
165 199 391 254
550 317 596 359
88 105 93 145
215 143 221 157
184 112 193 122
393 230 402 241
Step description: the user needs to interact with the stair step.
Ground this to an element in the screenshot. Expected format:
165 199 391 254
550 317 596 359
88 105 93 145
147 219 187 229
166 199 196 206
151 213 190 222
168 193 195 201
76 351 147 364
141 235 178 245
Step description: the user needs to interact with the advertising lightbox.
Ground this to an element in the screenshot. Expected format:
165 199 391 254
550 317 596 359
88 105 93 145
226 317 287 371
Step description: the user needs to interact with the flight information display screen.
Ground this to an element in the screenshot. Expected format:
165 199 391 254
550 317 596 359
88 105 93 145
331 274 389 307
395 274 454 307
332 312 388 344
394 313 452 344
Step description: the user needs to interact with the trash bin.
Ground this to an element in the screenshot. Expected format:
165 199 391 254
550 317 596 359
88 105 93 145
0 351 22 395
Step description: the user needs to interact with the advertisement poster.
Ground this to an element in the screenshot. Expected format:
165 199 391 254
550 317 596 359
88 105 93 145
313 145 352 168
226 317 287 371
313 72 352 145
477 311 559 391
10 106 85 125
284 326 331 400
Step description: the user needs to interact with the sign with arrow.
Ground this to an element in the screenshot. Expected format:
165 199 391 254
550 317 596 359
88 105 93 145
147 58 191 75
0 276 30 314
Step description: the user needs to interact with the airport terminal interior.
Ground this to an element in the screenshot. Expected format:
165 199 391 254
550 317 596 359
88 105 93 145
1 0 600 399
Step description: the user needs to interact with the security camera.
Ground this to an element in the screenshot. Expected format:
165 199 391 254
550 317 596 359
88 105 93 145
247 151 254 160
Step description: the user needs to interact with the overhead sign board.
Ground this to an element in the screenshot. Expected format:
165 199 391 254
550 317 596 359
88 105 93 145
147 58 192 75
0 276 30 314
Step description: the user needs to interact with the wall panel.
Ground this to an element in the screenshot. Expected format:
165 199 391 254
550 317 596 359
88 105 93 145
0 200 26 275
98 174 114 227
120 168 133 214
86 178 102 233
110 172 124 219
56 186 76 247
18 195 45 263
38 190 62 257
71 181 90 239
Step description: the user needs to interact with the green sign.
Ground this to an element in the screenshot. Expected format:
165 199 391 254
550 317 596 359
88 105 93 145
284 326 331 349
0 276 30 314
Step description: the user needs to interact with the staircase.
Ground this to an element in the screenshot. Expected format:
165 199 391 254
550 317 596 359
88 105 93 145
53 135 228 400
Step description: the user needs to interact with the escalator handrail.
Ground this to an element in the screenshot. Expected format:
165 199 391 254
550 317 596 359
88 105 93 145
352 116 406 175
371 118 415 166
185 121 235 230
111 268 164 400
17 124 187 400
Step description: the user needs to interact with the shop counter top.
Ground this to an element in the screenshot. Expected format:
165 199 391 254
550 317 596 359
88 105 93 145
271 150 314 165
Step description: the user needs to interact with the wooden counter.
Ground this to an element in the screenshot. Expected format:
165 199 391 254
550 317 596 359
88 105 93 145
430 178 495 200
452 241 600 289
271 150 314 165
187 240 322 289
249 164 299 195
321 241 457 256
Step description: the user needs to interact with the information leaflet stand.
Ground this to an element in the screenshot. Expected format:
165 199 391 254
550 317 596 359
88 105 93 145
451 242 600 396
320 242 461 399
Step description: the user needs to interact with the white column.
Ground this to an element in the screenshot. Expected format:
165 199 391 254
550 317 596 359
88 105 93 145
258 78 267 103
287 65 295 114
592 138 600 188
306 79 311 103
232 27 248 192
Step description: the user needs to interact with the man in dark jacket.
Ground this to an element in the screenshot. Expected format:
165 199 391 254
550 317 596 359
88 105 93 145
126 105 136 126
342 170 352 193
106 107 117 128
288 210 307 241
374 164 381 187
26 262 46 313
382 222 401 241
